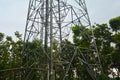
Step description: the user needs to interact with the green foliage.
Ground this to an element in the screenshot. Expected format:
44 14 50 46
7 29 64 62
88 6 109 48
0 33 4 41
1 16 120 79
112 33 120 44
15 31 22 39
0 32 23 79
109 16 120 32
72 25 91 47
71 20 120 79
99 73 109 80
111 33 120 69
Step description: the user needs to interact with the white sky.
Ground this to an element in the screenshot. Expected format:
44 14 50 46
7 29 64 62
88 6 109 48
0 0 120 38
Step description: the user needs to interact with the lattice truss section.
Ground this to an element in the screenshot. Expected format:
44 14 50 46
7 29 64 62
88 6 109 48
23 0 102 80
24 0 91 41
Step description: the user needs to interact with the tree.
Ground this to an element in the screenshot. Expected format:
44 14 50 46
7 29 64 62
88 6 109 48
93 24 113 79
109 16 120 32
0 31 23 80
0 16 120 80
109 16 120 79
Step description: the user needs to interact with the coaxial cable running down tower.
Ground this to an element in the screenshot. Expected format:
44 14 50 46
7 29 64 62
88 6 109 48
21 0 103 80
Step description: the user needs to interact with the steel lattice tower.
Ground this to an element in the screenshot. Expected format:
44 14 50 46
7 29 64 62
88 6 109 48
21 0 103 80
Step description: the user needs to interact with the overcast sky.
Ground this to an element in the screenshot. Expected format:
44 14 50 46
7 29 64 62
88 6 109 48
0 0 120 38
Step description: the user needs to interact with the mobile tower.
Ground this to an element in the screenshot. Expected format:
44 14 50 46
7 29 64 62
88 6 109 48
21 0 102 80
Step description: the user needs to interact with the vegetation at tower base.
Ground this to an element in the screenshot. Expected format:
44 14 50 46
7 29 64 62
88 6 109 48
0 31 23 80
0 16 120 80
